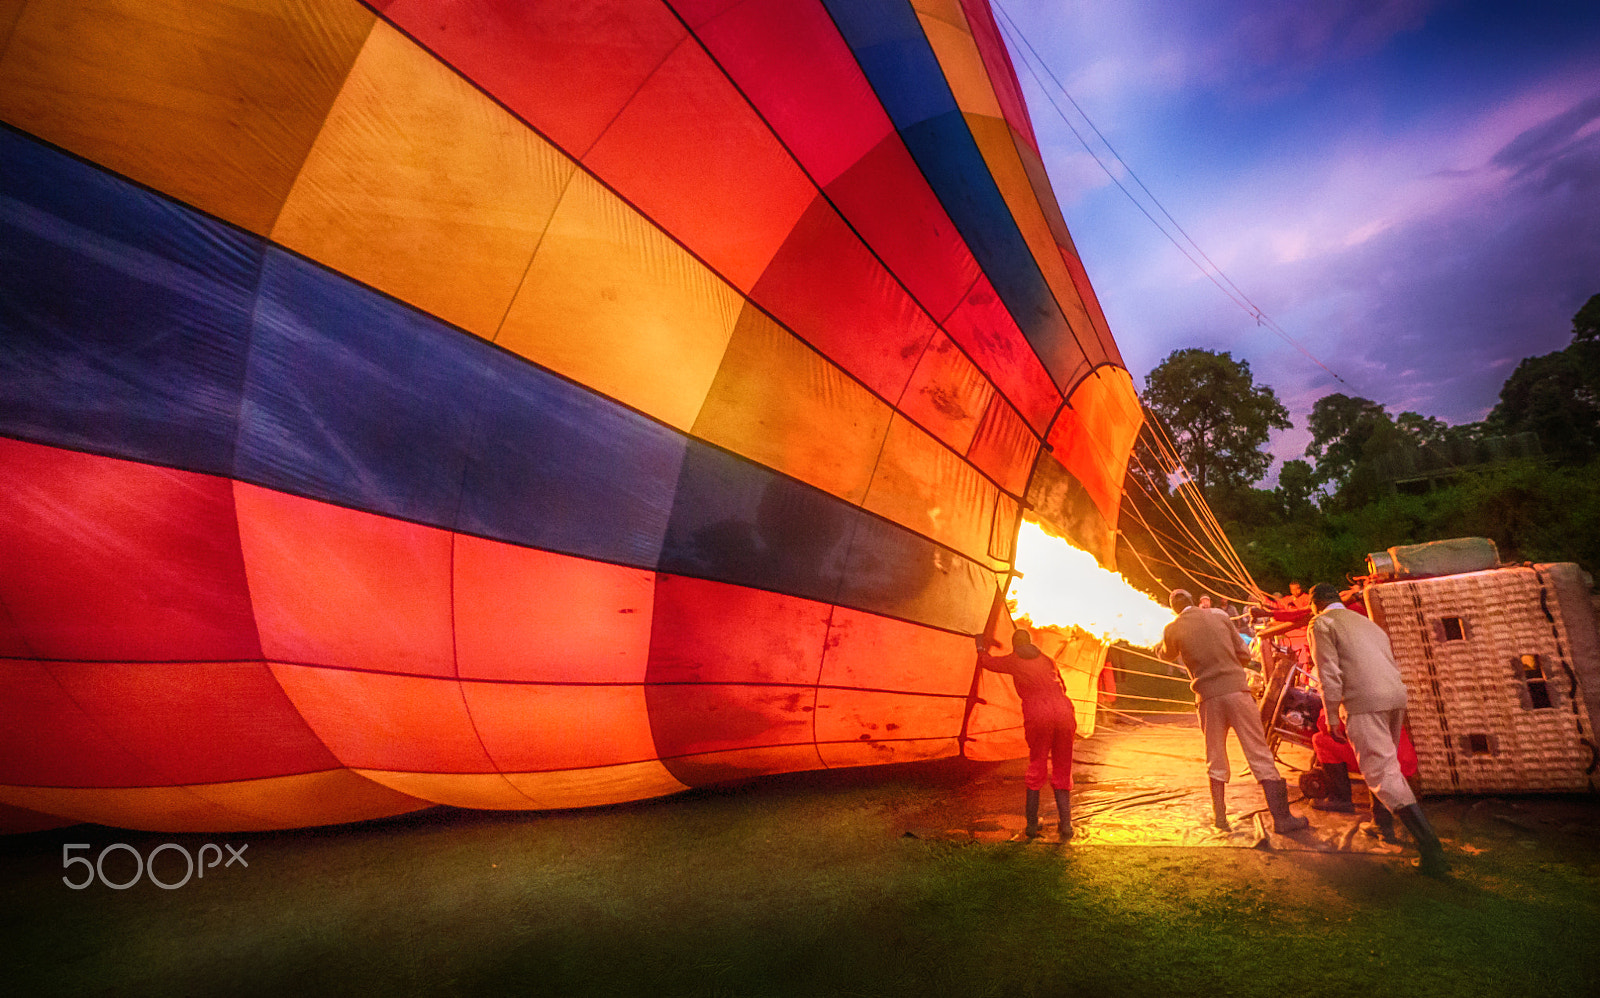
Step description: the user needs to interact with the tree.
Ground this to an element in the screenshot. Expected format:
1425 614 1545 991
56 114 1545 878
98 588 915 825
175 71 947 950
1140 348 1291 497
1274 459 1319 519
1487 292 1600 464
1305 393 1390 490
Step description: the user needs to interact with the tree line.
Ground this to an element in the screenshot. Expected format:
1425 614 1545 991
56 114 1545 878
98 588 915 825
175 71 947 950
1117 293 1600 598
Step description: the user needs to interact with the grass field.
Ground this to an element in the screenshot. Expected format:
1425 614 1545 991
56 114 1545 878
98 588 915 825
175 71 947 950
4 758 1598 997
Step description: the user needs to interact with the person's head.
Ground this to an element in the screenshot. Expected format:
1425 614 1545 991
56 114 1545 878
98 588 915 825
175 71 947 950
1169 589 1194 613
1288 581 1304 597
1310 582 1342 611
1012 627 1041 659
1198 595 1213 609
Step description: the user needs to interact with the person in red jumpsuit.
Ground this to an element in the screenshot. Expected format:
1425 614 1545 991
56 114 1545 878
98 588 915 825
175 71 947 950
1310 710 1418 842
978 628 1076 841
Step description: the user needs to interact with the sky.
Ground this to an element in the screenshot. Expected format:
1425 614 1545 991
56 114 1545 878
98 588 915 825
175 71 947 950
996 0 1600 474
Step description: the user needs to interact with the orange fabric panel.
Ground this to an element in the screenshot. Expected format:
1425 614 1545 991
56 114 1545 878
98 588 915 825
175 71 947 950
816 607 975 695
0 0 373 235
897 330 995 456
581 37 816 292
462 682 659 773
236 484 454 677
990 493 1021 564
453 536 656 684
647 575 832 686
967 394 1038 497
269 663 494 774
653 744 825 786
181 768 428 830
646 685 820 755
692 304 893 505
1050 369 1143 528
351 770 534 810
271 21 575 338
0 782 260 833
960 662 1026 761
0 1 26 53
943 275 1062 433
496 167 742 432
862 415 998 563
814 688 966 745
915 4 1003 120
817 736 959 769
502 760 689 810
381 0 686 159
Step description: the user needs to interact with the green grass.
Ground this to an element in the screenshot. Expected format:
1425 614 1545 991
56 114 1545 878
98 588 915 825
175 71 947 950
4 765 1598 997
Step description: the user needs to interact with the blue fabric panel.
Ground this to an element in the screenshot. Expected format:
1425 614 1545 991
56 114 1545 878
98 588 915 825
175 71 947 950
835 513 996 634
819 0 956 129
658 444 854 606
456 352 687 569
0 127 260 472
236 251 481 526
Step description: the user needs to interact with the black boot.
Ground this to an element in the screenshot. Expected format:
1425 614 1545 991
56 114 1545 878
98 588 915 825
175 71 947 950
1312 763 1356 812
1262 779 1310 833
1054 789 1073 841
1209 779 1230 831
1396 803 1449 876
1369 797 1399 844
1024 789 1041 838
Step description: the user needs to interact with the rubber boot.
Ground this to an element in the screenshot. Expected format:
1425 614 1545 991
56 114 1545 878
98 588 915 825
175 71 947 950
1209 778 1230 831
1369 797 1399 844
1396 803 1450 876
1312 762 1356 812
1054 788 1073 842
1024 789 1041 838
1261 779 1310 833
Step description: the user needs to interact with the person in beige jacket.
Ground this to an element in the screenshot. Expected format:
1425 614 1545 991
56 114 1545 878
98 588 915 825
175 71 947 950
1161 589 1308 834
1308 583 1448 875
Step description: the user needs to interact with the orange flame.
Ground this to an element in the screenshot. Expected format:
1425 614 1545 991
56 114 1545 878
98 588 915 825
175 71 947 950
1009 520 1169 649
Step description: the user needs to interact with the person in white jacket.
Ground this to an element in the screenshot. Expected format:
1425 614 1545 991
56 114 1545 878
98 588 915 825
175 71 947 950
1307 583 1448 875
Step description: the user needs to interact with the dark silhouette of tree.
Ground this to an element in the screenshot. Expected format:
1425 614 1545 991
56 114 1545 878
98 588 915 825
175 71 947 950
1140 348 1290 497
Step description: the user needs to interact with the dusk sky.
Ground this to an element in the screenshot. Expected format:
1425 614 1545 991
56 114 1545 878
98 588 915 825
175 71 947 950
998 0 1600 473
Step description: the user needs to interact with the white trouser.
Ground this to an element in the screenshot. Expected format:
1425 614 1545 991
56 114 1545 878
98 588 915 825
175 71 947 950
1344 708 1416 810
1198 690 1281 784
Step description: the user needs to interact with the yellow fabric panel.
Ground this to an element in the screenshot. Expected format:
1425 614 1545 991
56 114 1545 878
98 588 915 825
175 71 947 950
818 607 975 695
914 7 1002 120
352 770 539 810
272 21 575 338
816 736 959 769
692 304 893 505
897 330 995 456
181 768 430 829
862 414 999 565
497 167 742 433
965 112 1099 351
0 0 373 235
502 761 690 810
0 773 422 832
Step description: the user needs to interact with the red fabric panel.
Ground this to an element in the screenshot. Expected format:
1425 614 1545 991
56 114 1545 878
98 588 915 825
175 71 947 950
462 682 660 772
897 329 995 456
942 275 1062 433
646 575 832 685
959 0 1039 156
813 689 966 745
454 535 656 683
235 485 455 678
666 0 742 28
0 438 260 662
0 598 33 658
682 0 893 188
0 659 161 787
967 394 1038 497
817 607 975 695
380 0 686 158
48 661 340 785
751 195 936 400
824 133 979 324
269 664 496 773
582 37 816 292
645 575 831 778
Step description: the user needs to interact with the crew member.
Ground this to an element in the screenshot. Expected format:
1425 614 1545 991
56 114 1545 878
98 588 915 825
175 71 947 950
978 628 1076 841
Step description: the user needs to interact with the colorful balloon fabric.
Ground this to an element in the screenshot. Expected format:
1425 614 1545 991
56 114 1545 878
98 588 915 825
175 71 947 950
0 0 1142 831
